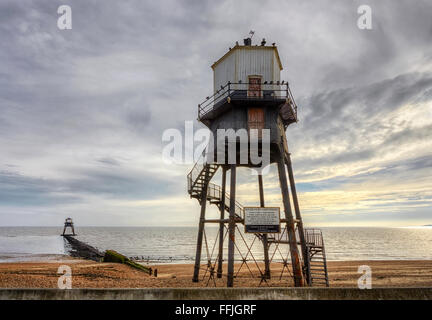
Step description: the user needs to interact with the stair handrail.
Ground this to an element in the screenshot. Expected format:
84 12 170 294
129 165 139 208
222 192 244 219
286 82 298 121
187 147 243 218
187 149 208 194
207 183 244 219
305 228 323 247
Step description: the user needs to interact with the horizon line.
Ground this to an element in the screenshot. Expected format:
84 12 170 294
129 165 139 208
1 225 430 228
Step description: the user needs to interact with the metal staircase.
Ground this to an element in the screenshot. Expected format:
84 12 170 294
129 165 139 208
304 229 329 287
188 149 246 217
187 163 219 200
187 157 244 219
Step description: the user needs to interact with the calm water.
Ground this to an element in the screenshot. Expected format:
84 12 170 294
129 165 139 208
0 226 431 263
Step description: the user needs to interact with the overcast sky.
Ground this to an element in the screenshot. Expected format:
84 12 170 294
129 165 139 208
0 0 431 227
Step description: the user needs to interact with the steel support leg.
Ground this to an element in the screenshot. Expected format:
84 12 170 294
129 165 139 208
227 164 236 287
277 155 303 287
217 167 227 278
258 174 271 279
192 168 210 282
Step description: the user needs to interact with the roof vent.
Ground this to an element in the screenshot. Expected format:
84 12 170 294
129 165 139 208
243 38 252 46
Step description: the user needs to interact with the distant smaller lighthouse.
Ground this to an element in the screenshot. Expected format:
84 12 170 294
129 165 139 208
62 217 76 236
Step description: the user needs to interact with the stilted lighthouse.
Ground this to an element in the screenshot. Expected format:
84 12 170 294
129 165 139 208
62 217 76 236
187 37 329 287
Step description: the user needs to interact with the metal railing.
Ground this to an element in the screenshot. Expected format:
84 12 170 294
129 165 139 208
304 228 324 247
207 182 244 219
267 225 302 243
198 81 298 120
187 151 206 194
187 149 244 219
267 227 323 247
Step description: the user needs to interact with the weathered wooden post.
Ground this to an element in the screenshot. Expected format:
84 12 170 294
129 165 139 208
277 152 303 287
227 165 236 287
217 167 227 278
285 150 311 285
258 174 271 279
192 168 210 282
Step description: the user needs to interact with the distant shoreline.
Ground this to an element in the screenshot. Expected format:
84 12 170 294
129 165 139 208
1 253 432 264
1 225 432 228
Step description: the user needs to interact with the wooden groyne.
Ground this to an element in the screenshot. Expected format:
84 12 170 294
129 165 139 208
63 235 104 262
104 250 154 275
63 236 155 275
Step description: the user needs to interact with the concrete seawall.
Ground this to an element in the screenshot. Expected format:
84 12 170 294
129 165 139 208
1 288 431 300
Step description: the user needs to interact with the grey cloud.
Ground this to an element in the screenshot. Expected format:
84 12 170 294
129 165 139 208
0 170 80 206
381 124 432 148
0 166 181 207
64 168 180 199
126 106 152 134
291 71 432 161
96 157 121 166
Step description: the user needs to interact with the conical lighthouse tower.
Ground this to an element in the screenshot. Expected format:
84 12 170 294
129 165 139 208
187 37 329 287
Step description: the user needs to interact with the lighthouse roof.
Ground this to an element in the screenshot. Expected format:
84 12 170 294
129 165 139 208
211 44 283 71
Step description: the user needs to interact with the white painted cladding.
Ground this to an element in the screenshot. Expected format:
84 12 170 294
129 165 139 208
213 47 282 94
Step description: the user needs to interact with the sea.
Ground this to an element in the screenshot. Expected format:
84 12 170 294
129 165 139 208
0 226 431 263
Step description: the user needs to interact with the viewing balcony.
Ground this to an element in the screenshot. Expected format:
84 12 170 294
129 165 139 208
197 81 298 127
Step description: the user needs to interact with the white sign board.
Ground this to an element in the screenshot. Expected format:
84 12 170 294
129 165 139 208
244 207 280 233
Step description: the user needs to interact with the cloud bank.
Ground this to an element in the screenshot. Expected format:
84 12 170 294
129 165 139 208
0 0 431 226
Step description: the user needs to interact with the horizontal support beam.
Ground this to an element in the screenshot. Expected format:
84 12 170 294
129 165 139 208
280 219 301 224
204 218 301 224
204 219 243 224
